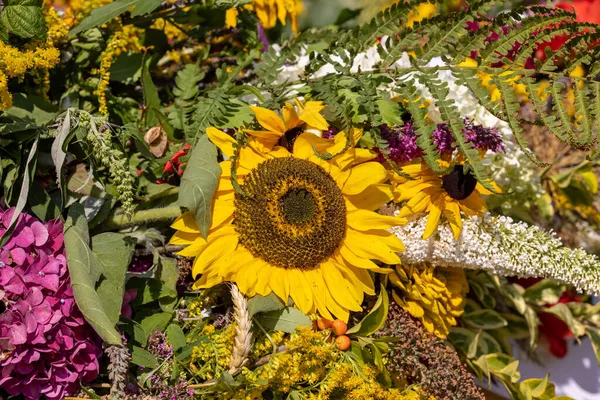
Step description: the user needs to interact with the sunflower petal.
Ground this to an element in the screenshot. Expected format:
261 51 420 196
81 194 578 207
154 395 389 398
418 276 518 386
345 228 401 265
299 102 329 130
249 106 285 134
423 195 445 239
347 209 406 231
207 127 235 157
343 162 388 195
282 103 301 131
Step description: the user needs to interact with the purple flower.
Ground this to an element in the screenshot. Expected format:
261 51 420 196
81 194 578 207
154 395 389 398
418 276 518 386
462 119 504 152
121 289 138 319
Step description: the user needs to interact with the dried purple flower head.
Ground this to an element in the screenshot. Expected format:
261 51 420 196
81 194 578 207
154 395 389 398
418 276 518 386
147 329 173 360
0 208 102 400
378 118 505 164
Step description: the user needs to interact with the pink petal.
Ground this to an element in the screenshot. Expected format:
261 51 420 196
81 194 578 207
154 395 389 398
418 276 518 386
9 248 27 266
9 323 27 345
31 221 49 247
15 226 35 248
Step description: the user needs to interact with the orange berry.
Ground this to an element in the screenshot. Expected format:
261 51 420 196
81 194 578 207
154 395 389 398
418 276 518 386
317 318 333 330
331 320 347 336
335 335 351 351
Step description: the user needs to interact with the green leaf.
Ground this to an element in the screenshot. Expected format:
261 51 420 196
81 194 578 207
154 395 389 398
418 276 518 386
256 307 312 333
585 326 600 365
91 232 135 325
70 0 140 35
448 327 476 355
129 0 162 16
166 324 186 352
334 7 361 25
520 375 555 400
0 138 38 247
142 56 160 127
28 181 60 221
248 292 285 317
503 284 527 315
109 52 143 83
462 309 508 330
6 93 59 126
178 134 222 238
524 306 540 349
140 312 172 338
377 99 403 125
63 204 122 345
523 279 566 305
131 345 158 368
1 0 47 40
347 284 388 337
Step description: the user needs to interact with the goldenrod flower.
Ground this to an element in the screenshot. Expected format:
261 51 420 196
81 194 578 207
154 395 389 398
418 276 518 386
226 0 304 34
389 263 468 338
170 108 405 321
392 159 498 239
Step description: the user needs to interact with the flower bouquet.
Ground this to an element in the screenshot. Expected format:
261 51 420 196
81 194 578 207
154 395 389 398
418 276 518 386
2 0 600 399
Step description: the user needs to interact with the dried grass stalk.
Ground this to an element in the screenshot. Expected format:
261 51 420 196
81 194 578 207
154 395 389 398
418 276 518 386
228 283 253 374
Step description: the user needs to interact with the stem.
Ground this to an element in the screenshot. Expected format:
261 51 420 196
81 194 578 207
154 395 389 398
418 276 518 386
100 206 181 231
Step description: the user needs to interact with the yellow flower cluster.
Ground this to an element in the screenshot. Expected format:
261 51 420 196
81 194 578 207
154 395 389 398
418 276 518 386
189 323 237 380
94 29 123 114
44 5 70 45
0 41 60 109
389 263 468 338
151 18 190 43
251 330 286 359
309 364 409 400
241 328 337 392
187 297 207 318
226 0 304 34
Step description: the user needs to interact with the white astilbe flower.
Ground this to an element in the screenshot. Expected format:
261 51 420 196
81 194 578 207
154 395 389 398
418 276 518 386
391 214 600 295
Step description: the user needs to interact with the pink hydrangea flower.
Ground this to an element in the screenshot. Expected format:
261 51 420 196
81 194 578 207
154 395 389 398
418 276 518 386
0 208 102 400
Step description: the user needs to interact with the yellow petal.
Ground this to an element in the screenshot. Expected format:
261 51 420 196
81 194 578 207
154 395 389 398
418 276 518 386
293 132 333 160
191 226 237 277
343 162 388 195
345 228 401 265
249 106 285 134
306 269 334 320
169 230 200 245
288 268 314 314
177 237 208 258
225 8 238 28
207 127 235 158
269 268 290 304
345 184 393 211
170 212 200 234
243 129 282 143
423 195 444 239
321 261 362 311
445 200 463 239
347 209 406 231
298 102 329 130
282 103 301 131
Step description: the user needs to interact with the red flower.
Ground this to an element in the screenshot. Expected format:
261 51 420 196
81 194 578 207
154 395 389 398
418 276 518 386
556 0 600 25
157 144 191 184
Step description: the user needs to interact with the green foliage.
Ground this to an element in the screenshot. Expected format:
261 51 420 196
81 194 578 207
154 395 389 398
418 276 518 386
178 134 222 238
70 0 162 35
0 0 47 40
255 307 312 333
63 203 127 345
347 284 389 337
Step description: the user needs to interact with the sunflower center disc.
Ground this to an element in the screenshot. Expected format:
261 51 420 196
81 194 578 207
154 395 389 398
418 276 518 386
441 165 478 200
234 157 346 269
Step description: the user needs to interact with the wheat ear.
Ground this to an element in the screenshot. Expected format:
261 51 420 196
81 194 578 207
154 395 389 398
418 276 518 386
228 283 253 374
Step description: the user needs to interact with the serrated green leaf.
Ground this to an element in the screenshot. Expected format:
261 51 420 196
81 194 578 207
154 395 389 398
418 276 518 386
347 284 388 337
256 307 311 333
63 203 122 345
1 0 47 40
178 134 222 238
92 232 135 325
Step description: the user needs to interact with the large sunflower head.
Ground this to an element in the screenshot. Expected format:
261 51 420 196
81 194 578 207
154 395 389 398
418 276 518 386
170 111 406 321
391 159 499 240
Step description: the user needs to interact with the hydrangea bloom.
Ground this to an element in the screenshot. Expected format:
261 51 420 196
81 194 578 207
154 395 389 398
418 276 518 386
0 208 102 400
390 214 600 295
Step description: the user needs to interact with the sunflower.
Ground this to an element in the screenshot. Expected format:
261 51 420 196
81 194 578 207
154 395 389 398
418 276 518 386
226 0 304 34
170 122 406 321
392 159 499 239
388 262 468 338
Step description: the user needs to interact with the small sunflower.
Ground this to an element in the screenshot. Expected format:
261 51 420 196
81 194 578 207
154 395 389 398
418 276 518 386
392 159 498 239
388 263 468 338
226 0 304 34
170 121 405 321
244 100 329 150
